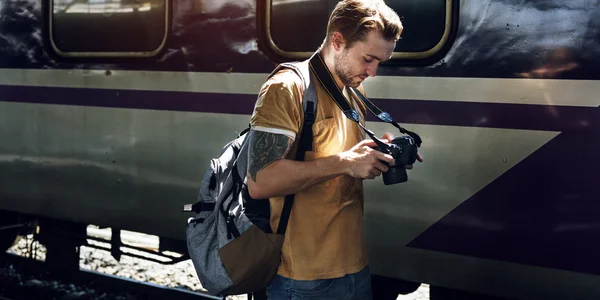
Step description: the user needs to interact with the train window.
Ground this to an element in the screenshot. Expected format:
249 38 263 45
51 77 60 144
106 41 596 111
49 0 168 57
260 0 454 61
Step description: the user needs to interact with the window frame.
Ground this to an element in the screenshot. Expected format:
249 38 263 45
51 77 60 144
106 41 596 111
258 0 458 63
47 0 170 58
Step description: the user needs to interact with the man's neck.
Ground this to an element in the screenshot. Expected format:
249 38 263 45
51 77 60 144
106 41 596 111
318 47 345 90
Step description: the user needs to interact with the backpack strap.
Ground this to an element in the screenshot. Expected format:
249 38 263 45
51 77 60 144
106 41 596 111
270 59 317 235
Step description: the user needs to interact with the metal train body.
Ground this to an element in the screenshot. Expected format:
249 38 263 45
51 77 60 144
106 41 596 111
1 0 599 299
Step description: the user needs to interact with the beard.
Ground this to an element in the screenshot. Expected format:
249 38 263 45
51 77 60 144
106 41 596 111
333 50 365 88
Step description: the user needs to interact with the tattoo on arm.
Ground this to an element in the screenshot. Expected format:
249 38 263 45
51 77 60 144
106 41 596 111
248 130 293 182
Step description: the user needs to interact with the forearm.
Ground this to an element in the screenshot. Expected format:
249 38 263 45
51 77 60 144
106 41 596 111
247 154 348 199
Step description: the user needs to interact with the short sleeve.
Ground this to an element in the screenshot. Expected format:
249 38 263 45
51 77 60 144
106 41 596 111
250 69 303 140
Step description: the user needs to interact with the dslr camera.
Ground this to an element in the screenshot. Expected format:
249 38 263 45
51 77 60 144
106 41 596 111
371 135 418 185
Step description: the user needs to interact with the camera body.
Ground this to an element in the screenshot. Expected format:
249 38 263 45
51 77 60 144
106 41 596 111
372 136 418 185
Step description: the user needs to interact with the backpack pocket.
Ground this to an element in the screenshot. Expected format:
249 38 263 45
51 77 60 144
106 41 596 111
186 209 233 295
219 225 284 295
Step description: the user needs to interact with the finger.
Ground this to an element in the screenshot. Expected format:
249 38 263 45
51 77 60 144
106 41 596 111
382 132 395 141
361 145 372 153
373 151 395 166
417 152 424 162
370 168 382 177
360 138 390 148
374 161 389 173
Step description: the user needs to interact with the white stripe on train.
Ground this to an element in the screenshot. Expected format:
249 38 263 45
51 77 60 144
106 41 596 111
0 68 598 107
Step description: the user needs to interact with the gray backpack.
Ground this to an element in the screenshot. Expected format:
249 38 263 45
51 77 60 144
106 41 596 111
183 59 317 297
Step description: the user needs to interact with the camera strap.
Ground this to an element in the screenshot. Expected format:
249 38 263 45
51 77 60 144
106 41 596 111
308 52 422 148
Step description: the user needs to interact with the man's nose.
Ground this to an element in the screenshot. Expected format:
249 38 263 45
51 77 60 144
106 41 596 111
366 65 378 77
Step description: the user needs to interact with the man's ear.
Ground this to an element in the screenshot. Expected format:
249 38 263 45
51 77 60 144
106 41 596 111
331 32 346 51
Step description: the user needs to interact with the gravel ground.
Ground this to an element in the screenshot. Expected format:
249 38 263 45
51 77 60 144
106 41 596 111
397 284 429 300
6 229 429 300
6 232 245 300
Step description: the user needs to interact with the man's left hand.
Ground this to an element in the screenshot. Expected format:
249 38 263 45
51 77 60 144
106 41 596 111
381 132 424 170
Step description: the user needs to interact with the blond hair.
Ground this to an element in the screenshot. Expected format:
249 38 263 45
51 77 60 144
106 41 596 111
325 0 402 48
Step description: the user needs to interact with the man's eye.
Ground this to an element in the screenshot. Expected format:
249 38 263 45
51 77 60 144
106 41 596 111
364 57 372 63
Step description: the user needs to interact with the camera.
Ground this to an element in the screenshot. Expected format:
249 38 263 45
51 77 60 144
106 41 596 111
371 135 418 185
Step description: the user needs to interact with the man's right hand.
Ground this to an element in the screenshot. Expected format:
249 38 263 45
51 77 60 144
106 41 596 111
341 139 396 180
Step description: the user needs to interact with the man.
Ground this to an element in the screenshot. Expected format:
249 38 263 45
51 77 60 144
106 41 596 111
247 0 423 298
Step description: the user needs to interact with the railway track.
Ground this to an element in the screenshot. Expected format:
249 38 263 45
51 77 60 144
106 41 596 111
0 252 223 300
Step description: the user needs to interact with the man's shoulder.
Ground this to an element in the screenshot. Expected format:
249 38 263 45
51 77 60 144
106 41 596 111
263 67 306 93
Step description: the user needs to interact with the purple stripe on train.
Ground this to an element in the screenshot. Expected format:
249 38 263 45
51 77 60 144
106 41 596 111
0 84 596 132
408 105 600 276
0 85 257 115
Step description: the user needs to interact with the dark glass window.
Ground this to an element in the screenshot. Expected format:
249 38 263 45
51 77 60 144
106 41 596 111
50 0 167 57
268 0 450 57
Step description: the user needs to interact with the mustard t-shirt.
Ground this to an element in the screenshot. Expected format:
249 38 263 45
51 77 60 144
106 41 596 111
249 68 369 280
